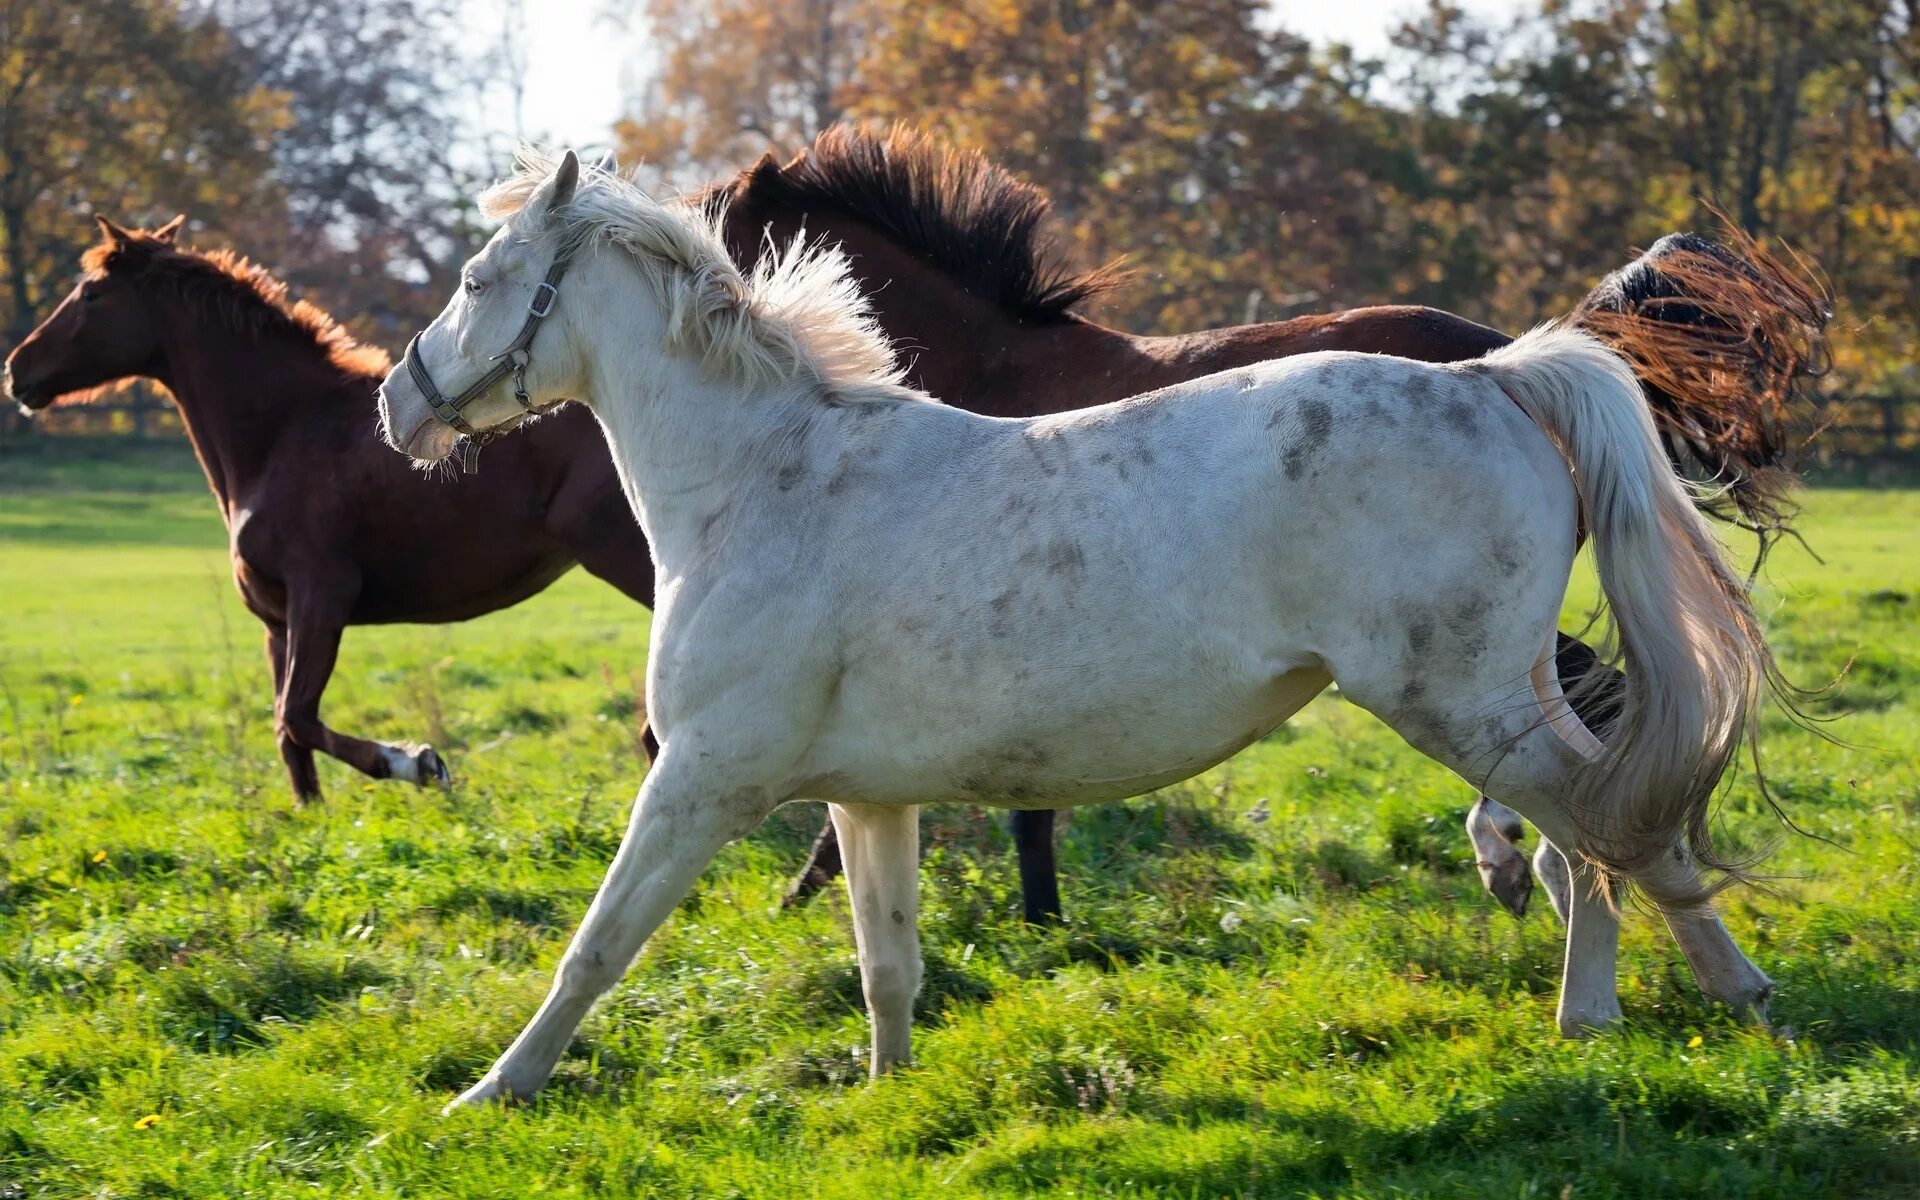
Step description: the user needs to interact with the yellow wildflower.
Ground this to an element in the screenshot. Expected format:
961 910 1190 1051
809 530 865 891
134 1113 161 1130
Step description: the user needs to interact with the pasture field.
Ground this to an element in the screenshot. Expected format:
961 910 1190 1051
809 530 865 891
0 438 1915 1198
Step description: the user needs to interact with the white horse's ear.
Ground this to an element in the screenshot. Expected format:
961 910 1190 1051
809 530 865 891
593 149 617 177
523 149 581 220
547 150 580 214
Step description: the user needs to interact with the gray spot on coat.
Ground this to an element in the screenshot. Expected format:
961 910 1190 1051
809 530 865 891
1408 619 1435 654
1491 538 1526 578
1281 399 1335 481
1442 395 1482 435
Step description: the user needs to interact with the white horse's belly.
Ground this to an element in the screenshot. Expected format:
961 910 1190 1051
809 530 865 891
798 655 1331 809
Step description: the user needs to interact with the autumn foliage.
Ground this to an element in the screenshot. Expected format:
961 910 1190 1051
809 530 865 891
2 0 1916 450
620 0 1915 439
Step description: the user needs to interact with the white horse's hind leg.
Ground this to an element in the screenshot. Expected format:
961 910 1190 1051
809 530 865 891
1523 656 1772 1022
1533 838 1573 925
1342 632 1628 1037
445 756 770 1111
1555 861 1625 1035
1466 796 1534 917
831 803 923 1075
1643 850 1775 1022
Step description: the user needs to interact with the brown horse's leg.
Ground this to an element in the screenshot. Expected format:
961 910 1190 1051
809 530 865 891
786 809 1064 922
1011 810 1063 925
782 814 844 908
266 623 322 801
277 609 450 791
1553 632 1622 740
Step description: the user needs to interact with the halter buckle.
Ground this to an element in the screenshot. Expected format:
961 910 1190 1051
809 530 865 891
528 282 559 318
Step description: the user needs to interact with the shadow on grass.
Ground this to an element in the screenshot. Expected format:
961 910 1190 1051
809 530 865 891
153 942 389 1053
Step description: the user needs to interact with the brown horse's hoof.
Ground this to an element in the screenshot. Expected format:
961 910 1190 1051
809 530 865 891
781 866 834 909
415 746 452 789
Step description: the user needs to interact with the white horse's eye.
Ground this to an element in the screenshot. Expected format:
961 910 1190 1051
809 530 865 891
463 275 487 296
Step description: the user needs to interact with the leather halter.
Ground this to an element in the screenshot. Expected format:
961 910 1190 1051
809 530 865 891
399 246 574 473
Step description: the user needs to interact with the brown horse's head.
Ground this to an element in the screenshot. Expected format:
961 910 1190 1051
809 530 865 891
3 215 184 413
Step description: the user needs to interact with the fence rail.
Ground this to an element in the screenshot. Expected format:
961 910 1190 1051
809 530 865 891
4 382 1917 462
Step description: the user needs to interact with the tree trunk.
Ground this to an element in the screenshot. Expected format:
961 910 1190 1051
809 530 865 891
2 199 35 342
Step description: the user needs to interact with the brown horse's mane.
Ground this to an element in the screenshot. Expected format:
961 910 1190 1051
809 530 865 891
84 231 391 379
720 124 1122 325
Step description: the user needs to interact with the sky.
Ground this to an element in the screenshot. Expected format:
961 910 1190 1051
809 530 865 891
485 1 1524 154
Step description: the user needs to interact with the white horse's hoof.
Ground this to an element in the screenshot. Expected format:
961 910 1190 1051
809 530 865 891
1722 979 1775 1028
1478 853 1533 919
1557 1002 1624 1039
442 1073 514 1114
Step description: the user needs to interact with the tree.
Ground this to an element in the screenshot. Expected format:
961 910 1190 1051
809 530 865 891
614 0 880 184
0 0 283 343
206 0 492 340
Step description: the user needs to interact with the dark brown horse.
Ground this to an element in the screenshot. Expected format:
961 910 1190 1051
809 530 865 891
702 126 1828 921
3 216 656 799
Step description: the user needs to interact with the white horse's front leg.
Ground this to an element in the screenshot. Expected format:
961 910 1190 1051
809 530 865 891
830 802 922 1076
446 754 770 1111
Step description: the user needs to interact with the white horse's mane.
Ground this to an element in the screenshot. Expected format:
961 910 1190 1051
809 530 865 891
481 148 918 404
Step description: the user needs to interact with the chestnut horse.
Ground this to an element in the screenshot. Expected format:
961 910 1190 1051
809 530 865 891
708 126 1828 922
3 215 655 799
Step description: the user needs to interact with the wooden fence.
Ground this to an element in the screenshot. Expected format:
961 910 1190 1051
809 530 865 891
3 381 1916 464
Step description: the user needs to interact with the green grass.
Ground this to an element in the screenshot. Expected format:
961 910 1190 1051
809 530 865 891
0 437 1916 1198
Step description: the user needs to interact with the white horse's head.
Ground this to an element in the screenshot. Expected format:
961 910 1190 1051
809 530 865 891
379 145 910 466
377 150 593 463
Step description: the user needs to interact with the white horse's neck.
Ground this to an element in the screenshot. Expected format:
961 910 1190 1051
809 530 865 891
569 251 823 573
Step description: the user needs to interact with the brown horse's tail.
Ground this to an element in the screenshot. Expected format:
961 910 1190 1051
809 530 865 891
1570 225 1832 564
1477 327 1783 907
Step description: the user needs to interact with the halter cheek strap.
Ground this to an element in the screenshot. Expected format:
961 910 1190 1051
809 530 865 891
399 246 574 473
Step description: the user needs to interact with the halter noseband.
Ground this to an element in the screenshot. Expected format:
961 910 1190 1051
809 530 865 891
400 246 574 473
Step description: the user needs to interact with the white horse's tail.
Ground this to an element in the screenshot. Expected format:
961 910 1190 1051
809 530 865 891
1470 325 1780 903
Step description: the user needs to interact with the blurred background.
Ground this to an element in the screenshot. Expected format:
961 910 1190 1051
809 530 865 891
3 0 1914 463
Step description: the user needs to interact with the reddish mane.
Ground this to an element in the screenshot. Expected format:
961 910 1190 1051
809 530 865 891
83 230 391 379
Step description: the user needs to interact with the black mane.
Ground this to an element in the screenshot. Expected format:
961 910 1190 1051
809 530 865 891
728 124 1119 324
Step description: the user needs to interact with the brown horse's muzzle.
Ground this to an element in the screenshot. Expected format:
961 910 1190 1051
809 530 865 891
1 358 54 414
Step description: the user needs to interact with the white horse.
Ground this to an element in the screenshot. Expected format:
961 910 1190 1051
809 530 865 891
378 150 1788 1111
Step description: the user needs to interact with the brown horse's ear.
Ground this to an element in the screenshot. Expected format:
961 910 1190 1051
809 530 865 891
748 151 783 183
93 214 132 247
153 214 187 243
